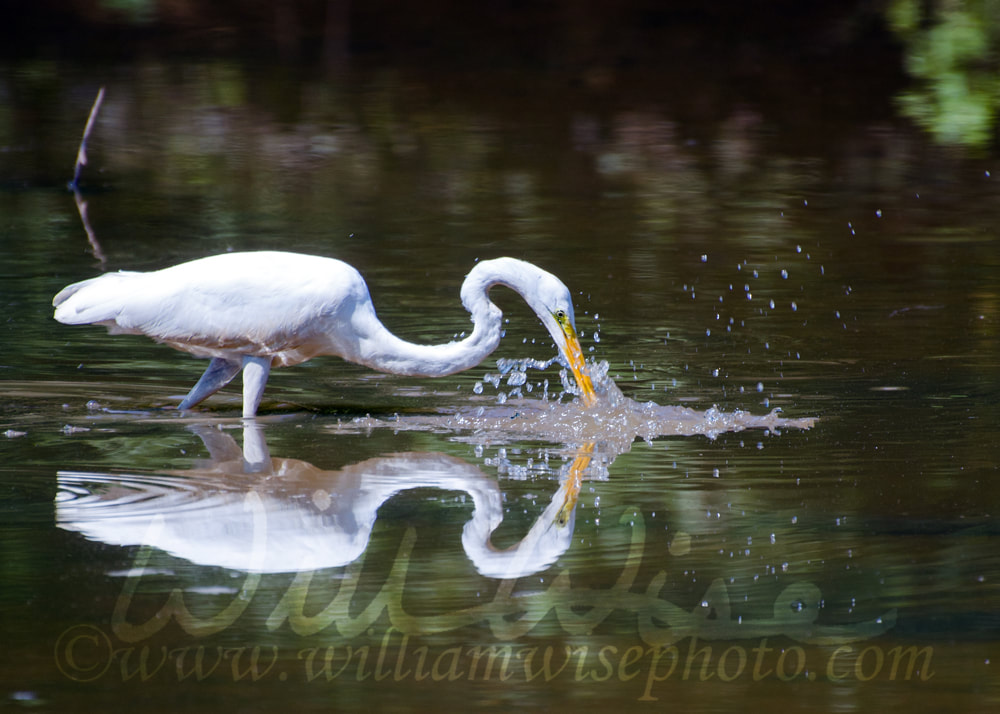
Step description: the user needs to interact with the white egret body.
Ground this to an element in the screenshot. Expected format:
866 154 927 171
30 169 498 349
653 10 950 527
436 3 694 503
53 251 596 416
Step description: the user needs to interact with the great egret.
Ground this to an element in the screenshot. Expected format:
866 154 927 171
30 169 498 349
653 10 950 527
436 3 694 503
53 251 597 416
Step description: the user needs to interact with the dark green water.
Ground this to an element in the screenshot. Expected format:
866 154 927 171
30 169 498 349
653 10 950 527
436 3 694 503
2 24 999 713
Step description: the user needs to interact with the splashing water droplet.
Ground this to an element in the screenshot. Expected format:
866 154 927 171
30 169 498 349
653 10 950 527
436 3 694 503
506 371 527 387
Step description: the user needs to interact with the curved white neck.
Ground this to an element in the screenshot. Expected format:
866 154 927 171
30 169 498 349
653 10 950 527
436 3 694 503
331 258 554 378
347 305 503 377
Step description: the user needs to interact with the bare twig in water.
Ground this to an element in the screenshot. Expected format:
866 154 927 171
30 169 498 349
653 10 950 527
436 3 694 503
70 87 108 265
70 86 105 190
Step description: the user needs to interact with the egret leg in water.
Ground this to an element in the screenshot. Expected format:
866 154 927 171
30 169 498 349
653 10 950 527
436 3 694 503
177 357 242 411
241 356 272 418
51 252 597 416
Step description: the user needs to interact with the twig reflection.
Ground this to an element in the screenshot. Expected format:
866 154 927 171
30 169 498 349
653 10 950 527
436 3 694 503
72 188 106 266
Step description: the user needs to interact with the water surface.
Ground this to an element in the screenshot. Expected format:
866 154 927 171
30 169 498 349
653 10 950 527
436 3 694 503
1 43 998 713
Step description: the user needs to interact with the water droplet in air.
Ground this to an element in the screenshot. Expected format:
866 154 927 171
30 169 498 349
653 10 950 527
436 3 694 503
506 371 527 387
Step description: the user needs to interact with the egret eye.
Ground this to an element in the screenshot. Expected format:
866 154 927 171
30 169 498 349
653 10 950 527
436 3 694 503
555 310 567 321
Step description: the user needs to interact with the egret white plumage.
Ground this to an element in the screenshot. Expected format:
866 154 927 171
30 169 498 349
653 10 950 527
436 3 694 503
52 252 597 416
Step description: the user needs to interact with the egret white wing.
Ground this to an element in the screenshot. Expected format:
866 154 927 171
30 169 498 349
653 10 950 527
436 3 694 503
53 252 367 364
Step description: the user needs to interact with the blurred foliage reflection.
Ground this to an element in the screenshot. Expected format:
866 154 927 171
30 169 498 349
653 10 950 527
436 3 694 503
890 0 1000 149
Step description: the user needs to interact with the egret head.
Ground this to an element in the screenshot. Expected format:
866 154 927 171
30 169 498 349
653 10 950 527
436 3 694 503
477 258 597 406
547 306 597 406
535 292 597 407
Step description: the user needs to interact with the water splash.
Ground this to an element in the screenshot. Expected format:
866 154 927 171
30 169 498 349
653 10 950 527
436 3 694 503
333 359 816 453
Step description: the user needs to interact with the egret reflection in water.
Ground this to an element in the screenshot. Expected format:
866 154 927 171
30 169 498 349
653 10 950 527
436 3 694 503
56 422 592 579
